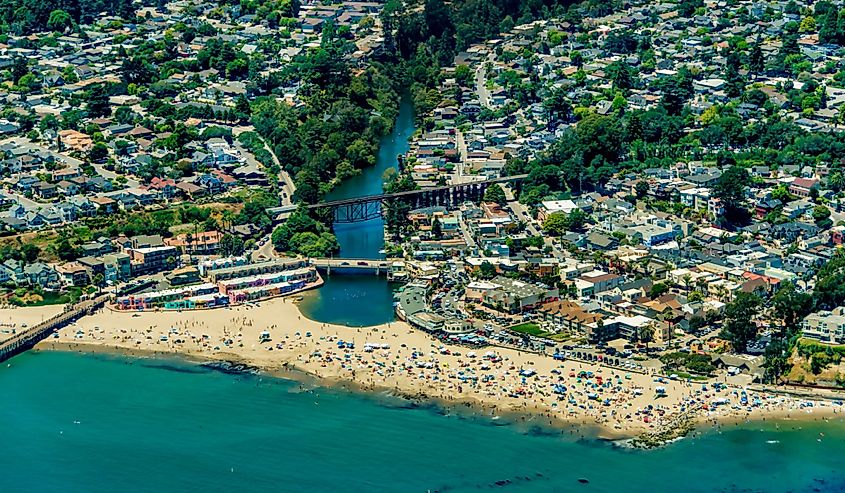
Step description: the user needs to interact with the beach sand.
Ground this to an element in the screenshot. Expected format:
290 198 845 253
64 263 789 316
33 297 843 439
0 304 66 343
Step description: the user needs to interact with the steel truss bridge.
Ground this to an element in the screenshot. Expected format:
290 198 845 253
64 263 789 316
269 175 528 224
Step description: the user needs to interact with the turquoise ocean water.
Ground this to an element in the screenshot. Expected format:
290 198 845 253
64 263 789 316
2 350 845 493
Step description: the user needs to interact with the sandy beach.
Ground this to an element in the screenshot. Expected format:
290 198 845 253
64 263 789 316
0 304 67 343
32 297 844 439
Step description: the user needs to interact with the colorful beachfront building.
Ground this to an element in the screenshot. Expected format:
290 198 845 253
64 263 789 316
115 283 221 310
113 262 320 311
208 259 309 283
217 267 317 295
198 256 249 277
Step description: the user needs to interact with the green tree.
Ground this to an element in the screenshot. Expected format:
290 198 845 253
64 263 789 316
713 166 750 224
771 281 813 337
543 212 570 236
56 238 81 261
635 180 649 199
720 292 762 353
46 9 73 32
431 216 443 239
21 243 40 262
218 233 245 257
483 184 506 204
649 282 669 299
454 64 472 86
812 205 832 228
86 84 111 118
638 324 655 352
88 143 108 163
478 260 497 279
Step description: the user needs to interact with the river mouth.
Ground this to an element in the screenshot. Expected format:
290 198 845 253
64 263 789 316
299 95 415 326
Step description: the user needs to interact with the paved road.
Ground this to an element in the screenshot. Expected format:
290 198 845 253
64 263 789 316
6 191 47 209
501 184 540 235
455 129 468 183
0 136 139 188
251 235 277 262
457 210 479 251
475 52 495 109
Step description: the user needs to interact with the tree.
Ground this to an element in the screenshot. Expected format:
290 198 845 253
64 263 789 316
478 260 497 279
46 10 73 32
635 180 649 199
88 143 108 163
86 84 111 118
649 282 669 299
713 166 750 224
56 238 80 261
20 243 40 262
763 336 792 384
483 184 506 204
543 212 570 236
638 324 655 352
749 39 765 75
771 281 813 337
431 216 443 239
121 57 153 85
543 86 573 124
812 205 832 228
543 209 588 235
720 292 762 353
724 52 745 97
218 233 245 257
454 64 472 86
606 60 634 93
114 106 136 125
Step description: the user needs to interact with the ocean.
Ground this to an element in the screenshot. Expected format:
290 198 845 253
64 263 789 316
2 350 844 493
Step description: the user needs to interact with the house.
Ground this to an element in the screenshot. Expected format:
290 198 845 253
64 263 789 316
790 178 820 197
90 196 117 214
802 308 845 344
103 252 132 282
572 270 623 298
32 181 58 199
164 231 224 255
56 262 90 287
22 263 59 288
126 245 178 275
465 276 559 313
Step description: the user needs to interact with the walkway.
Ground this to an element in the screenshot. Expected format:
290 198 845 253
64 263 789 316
0 294 110 362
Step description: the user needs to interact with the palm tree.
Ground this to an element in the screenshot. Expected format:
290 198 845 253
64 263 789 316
221 210 234 232
828 171 845 192
682 274 692 293
638 324 655 353
185 233 194 262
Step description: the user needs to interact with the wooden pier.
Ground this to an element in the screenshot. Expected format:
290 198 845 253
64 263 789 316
0 294 110 363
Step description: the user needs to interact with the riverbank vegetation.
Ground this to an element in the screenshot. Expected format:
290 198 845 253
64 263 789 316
256 23 401 256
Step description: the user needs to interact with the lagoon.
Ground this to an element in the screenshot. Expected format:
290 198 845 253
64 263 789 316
298 94 416 325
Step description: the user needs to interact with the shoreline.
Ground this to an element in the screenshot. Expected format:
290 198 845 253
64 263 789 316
27 296 845 443
32 340 844 445
35 340 614 440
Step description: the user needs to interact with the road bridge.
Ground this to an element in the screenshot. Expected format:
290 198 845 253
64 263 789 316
310 258 394 276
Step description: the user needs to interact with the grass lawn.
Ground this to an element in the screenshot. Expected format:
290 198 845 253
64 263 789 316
508 322 554 338
9 287 83 306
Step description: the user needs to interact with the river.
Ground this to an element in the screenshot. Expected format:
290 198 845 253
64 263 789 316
297 95 416 326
